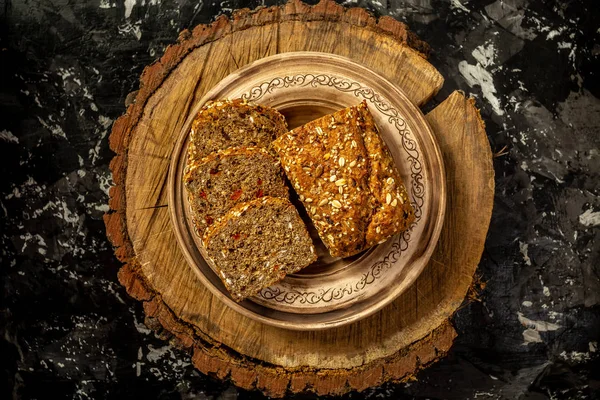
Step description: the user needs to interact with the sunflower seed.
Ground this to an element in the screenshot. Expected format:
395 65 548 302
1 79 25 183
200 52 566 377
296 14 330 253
386 193 392 204
314 165 324 178
331 200 342 208
338 157 345 167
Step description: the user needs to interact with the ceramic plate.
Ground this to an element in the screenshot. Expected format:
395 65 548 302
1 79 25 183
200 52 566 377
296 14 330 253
169 52 446 330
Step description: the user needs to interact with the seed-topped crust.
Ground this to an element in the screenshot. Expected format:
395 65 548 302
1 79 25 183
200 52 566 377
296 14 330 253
203 197 317 302
184 146 288 235
272 101 415 258
188 98 288 162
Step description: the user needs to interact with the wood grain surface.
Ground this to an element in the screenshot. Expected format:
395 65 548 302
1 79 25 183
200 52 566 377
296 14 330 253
104 0 494 396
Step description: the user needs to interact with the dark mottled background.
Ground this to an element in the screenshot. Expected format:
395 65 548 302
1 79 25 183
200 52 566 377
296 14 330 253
1 0 599 398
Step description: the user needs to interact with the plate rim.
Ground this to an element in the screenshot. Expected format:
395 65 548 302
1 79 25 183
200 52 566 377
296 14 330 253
167 51 446 330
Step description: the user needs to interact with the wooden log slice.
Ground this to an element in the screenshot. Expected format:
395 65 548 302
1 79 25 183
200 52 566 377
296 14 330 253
104 0 494 396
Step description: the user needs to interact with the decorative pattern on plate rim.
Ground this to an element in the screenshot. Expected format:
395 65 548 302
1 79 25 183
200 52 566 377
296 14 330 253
238 73 426 304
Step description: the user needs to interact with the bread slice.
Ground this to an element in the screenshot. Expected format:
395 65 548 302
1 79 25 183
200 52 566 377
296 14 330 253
184 146 289 234
203 197 317 302
188 98 288 162
272 101 415 258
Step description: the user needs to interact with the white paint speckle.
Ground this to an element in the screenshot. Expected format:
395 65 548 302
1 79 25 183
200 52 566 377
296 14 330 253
94 203 110 213
96 171 113 196
458 61 504 116
472 43 496 67
522 328 542 344
103 281 125 304
518 312 561 332
543 286 550 297
83 87 94 100
146 345 171 363
57 67 74 83
132 312 151 335
135 346 144 376
53 199 81 225
99 0 116 8
579 208 600 227
590 342 597 353
89 115 113 165
98 115 113 129
518 312 561 345
557 41 572 49
546 27 565 40
450 0 469 13
560 350 591 364
565 277 575 286
118 21 142 40
19 232 47 251
37 117 67 139
0 129 19 143
124 0 136 18
517 80 528 92
473 391 496 398
519 241 532 266
548 311 563 320
522 300 533 307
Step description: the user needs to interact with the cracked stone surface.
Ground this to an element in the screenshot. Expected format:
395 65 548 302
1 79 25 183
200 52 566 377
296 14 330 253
1 0 598 398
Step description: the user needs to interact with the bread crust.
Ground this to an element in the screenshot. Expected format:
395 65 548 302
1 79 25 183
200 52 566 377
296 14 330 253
273 101 415 258
188 98 288 162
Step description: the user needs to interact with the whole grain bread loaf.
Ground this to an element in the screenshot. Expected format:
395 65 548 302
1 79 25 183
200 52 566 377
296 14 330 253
184 146 289 234
188 98 288 162
203 196 317 302
272 101 415 258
